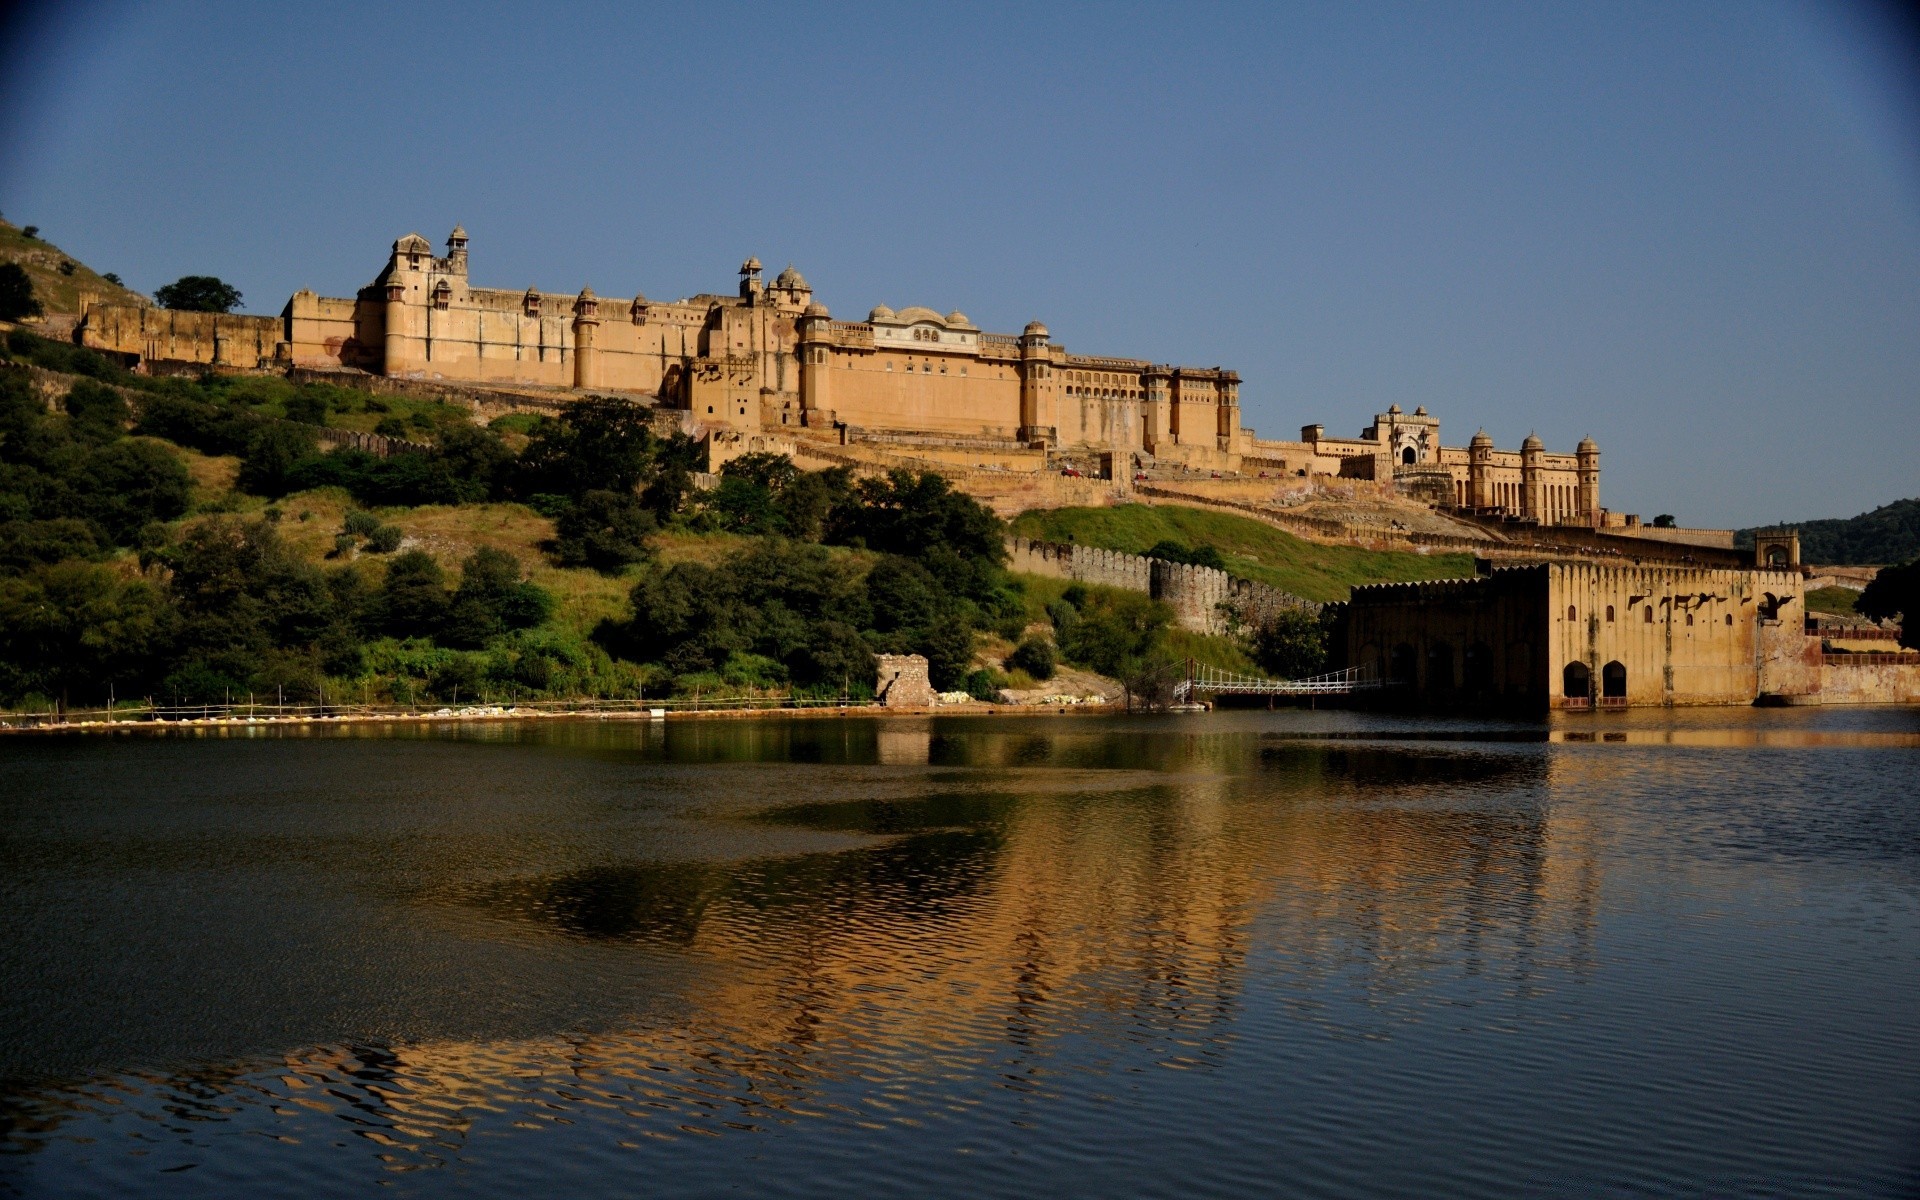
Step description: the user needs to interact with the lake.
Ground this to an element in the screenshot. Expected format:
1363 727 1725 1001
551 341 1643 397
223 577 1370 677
1 708 1916 1197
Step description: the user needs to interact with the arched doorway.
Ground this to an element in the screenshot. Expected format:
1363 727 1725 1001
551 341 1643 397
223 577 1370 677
1390 644 1417 687
1463 642 1493 693
1602 660 1627 702
1426 642 1455 690
1562 661 1592 700
1401 446 1417 465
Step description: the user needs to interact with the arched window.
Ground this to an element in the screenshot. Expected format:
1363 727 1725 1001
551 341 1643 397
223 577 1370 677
1567 605 1577 621
1644 606 1654 623
1563 661 1592 699
1686 612 1694 626
1606 605 1615 622
1427 642 1455 690
1725 613 1733 626
1602 661 1626 698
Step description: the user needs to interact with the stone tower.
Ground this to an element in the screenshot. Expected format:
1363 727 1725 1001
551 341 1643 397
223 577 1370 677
1576 437 1600 526
572 286 599 389
1469 429 1495 508
1019 320 1052 447
1521 432 1545 522
797 301 833 428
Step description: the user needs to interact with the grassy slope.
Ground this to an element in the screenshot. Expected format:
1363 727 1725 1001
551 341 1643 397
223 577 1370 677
1010 503 1477 603
0 218 149 313
1804 586 1860 616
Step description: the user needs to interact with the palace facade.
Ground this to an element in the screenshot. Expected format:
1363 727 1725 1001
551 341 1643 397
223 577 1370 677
77 226 1609 525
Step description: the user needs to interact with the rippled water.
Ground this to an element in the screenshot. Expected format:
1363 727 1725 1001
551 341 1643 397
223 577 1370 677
1 708 1916 1197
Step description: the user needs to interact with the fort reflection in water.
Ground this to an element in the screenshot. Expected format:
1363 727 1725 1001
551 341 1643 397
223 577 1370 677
0 711 1913 1197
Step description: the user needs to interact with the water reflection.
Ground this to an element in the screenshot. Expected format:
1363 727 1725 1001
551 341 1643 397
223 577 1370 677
0 711 1914 1197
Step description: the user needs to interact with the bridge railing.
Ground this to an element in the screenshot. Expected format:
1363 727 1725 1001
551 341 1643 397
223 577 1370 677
1173 661 1384 701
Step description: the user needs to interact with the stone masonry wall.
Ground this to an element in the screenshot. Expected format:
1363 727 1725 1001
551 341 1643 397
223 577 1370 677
875 654 936 707
1006 537 1317 635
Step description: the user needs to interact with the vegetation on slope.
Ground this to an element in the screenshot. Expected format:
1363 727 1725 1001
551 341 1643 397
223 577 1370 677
0 337 1265 710
1009 503 1477 602
0 217 149 315
1735 497 1920 566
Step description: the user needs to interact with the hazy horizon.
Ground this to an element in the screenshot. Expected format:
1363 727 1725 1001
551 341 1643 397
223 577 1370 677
3 1 1917 528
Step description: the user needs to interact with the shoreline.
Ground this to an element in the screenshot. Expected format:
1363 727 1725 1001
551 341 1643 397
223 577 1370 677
0 700 1132 737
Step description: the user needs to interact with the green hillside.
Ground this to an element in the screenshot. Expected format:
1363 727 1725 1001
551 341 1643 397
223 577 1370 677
0 217 148 314
1009 503 1477 603
1736 498 1920 566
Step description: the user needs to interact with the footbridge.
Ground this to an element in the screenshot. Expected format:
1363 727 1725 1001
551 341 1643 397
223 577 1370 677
1173 661 1384 704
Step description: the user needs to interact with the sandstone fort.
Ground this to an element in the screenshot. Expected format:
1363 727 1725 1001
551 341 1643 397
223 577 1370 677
64 226 1916 712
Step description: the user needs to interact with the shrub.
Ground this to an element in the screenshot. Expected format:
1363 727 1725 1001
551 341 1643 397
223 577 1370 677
364 525 404 553
342 510 380 538
1005 635 1056 681
965 668 1002 702
374 417 410 439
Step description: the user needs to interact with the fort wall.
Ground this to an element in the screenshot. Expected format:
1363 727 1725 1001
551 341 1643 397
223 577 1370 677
79 304 285 369
1006 537 1316 636
1346 562 1825 710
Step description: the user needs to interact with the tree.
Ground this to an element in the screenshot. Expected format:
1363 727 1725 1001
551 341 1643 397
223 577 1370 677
0 263 41 322
20 226 38 240
63 380 129 438
79 438 192 543
1857 560 1920 650
442 548 552 647
154 276 242 313
553 489 655 572
1249 606 1328 678
102 273 122 286
1652 514 1676 528
237 423 318 494
376 550 449 639
517 396 656 496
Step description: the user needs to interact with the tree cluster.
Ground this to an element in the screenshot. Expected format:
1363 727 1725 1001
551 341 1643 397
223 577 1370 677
1857 560 1919 650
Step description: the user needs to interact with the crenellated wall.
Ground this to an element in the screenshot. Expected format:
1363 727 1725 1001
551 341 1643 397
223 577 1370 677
1006 537 1317 635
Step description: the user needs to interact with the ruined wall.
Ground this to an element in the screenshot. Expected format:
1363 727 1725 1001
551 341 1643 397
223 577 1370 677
875 654 936 708
1815 658 1920 705
79 303 285 368
1005 537 1316 635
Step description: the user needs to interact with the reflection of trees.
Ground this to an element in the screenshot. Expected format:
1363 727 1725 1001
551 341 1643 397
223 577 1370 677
2 726 1594 1173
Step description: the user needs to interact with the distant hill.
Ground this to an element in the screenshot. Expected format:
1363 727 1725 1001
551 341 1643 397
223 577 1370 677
0 216 148 315
1735 498 1920 566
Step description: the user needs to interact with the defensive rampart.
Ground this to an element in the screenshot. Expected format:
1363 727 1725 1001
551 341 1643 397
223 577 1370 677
1006 537 1317 635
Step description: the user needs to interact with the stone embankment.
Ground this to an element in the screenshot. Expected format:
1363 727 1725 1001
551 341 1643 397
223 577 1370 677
1006 537 1318 635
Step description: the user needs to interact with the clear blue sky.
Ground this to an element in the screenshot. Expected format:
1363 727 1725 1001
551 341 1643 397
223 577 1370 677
3 1 1916 528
